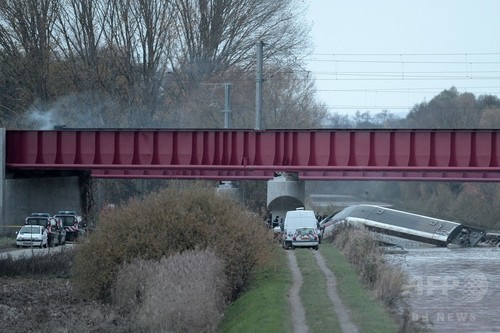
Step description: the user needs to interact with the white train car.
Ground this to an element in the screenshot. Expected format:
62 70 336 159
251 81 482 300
322 205 485 247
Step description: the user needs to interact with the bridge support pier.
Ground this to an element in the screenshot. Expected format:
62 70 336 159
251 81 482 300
0 128 5 233
216 181 242 201
266 173 305 227
0 128 84 234
2 176 83 233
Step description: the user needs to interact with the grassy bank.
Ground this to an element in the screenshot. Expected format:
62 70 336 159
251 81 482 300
320 244 399 333
218 246 292 333
218 243 399 333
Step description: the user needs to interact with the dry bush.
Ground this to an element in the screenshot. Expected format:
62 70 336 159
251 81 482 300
0 247 75 277
373 262 407 307
333 228 407 302
334 228 431 332
334 227 385 286
112 248 225 333
72 186 274 302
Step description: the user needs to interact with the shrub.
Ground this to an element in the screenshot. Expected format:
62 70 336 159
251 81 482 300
333 227 386 286
332 228 431 333
332 227 407 304
72 186 274 302
112 248 225 333
373 262 407 307
0 247 75 277
0 235 16 248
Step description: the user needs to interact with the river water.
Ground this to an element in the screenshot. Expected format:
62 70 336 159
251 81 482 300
387 247 500 333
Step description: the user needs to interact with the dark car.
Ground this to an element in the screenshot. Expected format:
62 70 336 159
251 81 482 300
54 211 84 242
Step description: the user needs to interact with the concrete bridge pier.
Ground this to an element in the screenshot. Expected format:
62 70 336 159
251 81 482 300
0 128 84 234
0 128 5 232
266 173 305 227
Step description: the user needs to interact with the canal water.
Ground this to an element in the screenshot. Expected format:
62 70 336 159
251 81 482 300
387 247 500 333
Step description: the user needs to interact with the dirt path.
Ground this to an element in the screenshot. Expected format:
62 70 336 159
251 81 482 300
287 250 360 333
313 251 359 333
286 251 309 333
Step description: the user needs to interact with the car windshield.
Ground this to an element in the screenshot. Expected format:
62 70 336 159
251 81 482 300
25 218 48 226
20 226 41 234
56 216 76 226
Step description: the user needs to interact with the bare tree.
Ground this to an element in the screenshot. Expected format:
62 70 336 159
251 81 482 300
55 0 109 90
0 0 60 127
479 107 500 128
95 0 178 126
2 0 321 130
0 0 59 102
170 0 311 100
325 113 352 129
52 0 178 127
264 66 328 128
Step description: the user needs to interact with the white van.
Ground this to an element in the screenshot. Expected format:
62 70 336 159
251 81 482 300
282 208 319 250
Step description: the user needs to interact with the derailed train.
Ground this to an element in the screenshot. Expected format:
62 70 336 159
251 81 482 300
320 204 500 248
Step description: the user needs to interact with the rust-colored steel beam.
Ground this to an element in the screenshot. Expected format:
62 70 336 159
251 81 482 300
6 129 500 181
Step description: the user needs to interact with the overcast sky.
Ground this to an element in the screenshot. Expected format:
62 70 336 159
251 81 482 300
304 0 500 118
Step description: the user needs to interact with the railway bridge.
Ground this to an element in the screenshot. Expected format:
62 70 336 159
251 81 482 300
2 128 500 230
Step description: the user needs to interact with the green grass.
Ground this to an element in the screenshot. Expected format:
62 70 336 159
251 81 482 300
319 244 399 333
294 249 343 333
218 243 400 333
217 246 293 333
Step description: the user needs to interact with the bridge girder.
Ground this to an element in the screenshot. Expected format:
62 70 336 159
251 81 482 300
6 129 500 181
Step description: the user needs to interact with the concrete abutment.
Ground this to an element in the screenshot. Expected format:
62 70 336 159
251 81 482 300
0 129 85 233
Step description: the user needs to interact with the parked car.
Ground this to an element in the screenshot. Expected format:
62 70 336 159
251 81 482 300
16 225 48 248
291 227 319 250
25 214 62 247
54 211 85 242
282 208 319 250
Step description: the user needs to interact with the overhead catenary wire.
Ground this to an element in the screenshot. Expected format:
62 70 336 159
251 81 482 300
303 52 500 114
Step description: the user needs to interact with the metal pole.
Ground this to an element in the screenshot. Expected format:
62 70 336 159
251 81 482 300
255 41 263 130
224 83 232 128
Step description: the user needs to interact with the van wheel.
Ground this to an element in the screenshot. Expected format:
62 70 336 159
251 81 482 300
314 245 319 251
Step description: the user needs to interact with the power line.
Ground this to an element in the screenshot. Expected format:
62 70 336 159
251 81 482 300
310 52 500 56
310 59 500 65
316 88 500 94
312 77 500 81
312 70 500 75
326 105 411 110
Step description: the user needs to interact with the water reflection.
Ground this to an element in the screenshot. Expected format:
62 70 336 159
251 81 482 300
389 247 500 333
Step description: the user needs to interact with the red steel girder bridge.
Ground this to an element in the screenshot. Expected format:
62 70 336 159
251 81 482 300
6 128 500 181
